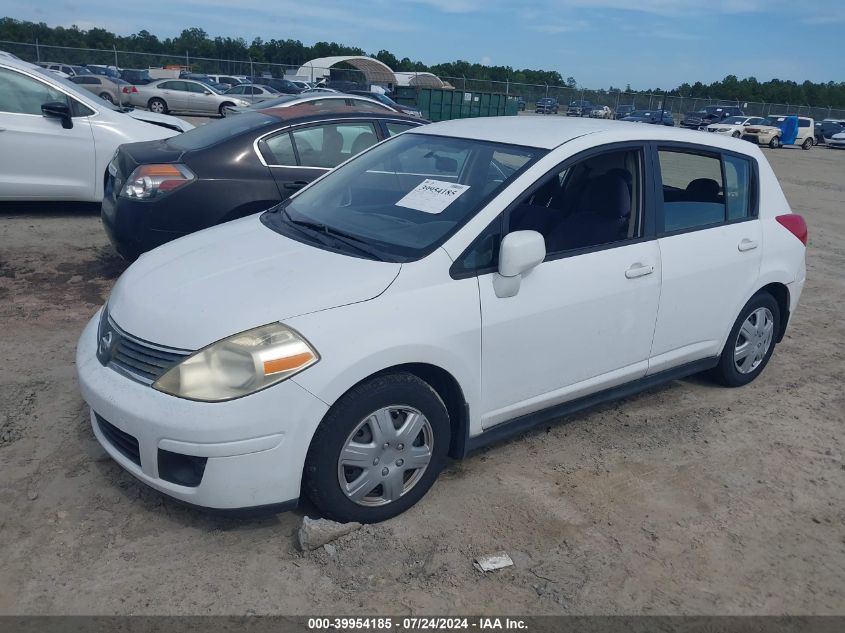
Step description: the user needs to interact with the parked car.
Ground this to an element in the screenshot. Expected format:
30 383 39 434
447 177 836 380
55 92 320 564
120 69 153 85
814 120 845 145
252 77 304 95
622 110 675 126
742 115 815 149
125 79 250 116
567 100 593 117
290 80 312 91
706 115 765 138
79 117 807 522
0 56 192 202
207 74 247 87
535 97 559 114
515 96 526 112
615 104 636 120
347 90 422 117
680 105 744 130
86 65 121 80
70 74 132 104
589 105 613 119
102 105 427 259
222 83 281 104
826 130 845 149
301 87 341 94
38 62 92 77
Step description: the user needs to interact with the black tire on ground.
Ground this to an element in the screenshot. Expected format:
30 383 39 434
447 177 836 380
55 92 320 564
802 137 813 150
99 92 114 103
732 131 741 138
303 372 451 523
769 136 781 149
148 98 167 114
219 102 234 117
711 292 781 388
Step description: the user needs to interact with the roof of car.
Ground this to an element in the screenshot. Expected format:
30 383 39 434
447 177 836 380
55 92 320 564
257 103 423 122
407 116 762 152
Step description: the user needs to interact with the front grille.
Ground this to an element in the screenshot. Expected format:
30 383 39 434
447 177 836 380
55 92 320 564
97 310 191 385
96 414 141 466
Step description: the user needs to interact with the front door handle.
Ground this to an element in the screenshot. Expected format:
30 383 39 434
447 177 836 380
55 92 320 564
625 263 654 279
738 238 758 252
283 181 308 191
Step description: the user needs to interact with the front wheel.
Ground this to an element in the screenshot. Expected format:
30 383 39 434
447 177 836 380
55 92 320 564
219 102 234 117
769 136 781 149
99 92 114 103
732 131 741 138
802 137 813 150
303 373 450 523
711 292 780 387
148 98 167 114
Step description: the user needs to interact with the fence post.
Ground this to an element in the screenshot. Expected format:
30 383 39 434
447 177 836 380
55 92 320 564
545 83 548 97
35 38 40 62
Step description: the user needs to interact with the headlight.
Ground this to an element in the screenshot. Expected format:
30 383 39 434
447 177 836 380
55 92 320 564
153 323 319 402
120 163 195 199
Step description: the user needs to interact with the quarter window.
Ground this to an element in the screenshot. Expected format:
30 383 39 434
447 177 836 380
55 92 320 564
0 67 67 115
658 149 725 232
264 132 297 166
724 154 753 220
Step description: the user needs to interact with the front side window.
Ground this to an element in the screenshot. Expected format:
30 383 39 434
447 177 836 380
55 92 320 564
0 67 67 115
262 133 544 262
291 122 379 169
658 149 725 232
508 148 643 255
187 82 208 94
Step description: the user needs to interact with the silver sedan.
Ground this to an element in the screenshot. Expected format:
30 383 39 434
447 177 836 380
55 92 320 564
126 79 250 116
223 83 281 105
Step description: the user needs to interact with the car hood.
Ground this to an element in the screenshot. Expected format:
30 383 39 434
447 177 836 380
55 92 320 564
107 215 402 350
832 132 845 140
125 109 194 132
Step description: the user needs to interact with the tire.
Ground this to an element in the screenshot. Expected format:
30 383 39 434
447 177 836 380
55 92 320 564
711 292 780 388
148 98 167 114
219 102 234 117
303 372 451 523
769 136 781 149
732 131 741 138
99 92 114 103
802 137 813 150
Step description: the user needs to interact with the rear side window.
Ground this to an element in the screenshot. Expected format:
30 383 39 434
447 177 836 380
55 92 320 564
658 148 756 232
264 132 296 166
385 121 417 136
658 150 725 232
169 112 278 150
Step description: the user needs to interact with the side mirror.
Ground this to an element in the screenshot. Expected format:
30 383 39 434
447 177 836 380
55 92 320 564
494 230 546 298
41 101 73 129
204 90 212 95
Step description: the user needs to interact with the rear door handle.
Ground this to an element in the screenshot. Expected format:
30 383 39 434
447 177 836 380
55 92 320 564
738 238 758 252
625 263 654 279
283 181 308 191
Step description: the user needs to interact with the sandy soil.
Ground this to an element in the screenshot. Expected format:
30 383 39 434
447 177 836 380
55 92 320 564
0 146 843 616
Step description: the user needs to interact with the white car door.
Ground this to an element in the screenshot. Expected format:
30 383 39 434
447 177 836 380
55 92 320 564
471 144 662 429
0 65 95 201
649 145 762 373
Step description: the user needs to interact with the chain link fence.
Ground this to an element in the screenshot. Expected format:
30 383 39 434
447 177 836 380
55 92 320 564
4 40 845 121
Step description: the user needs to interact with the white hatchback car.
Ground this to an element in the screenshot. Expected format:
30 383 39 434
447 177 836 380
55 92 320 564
0 56 193 202
77 118 807 523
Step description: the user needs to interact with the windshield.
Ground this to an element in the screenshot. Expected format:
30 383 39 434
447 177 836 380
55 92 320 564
761 118 783 127
629 111 650 117
262 133 545 262
31 66 126 112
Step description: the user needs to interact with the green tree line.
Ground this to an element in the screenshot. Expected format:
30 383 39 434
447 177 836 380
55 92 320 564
2 17 844 107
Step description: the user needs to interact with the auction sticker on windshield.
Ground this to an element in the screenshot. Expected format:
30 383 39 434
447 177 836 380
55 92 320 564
395 179 470 214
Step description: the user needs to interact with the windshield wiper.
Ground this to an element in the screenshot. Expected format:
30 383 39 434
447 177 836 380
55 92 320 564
281 209 385 261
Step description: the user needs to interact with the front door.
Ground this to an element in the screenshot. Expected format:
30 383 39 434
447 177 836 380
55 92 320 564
0 66 95 201
478 144 661 428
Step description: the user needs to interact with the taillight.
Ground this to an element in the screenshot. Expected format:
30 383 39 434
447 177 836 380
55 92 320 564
776 214 808 246
122 86 138 93
119 164 196 200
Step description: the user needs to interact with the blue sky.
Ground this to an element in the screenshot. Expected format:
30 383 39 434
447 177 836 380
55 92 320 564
5 0 843 89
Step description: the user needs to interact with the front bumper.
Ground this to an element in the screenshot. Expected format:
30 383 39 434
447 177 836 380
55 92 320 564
76 312 329 509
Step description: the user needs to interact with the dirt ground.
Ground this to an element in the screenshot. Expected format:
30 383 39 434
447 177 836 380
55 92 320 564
0 145 843 616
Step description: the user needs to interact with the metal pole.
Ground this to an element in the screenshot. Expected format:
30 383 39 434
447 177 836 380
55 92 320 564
545 83 549 97
113 45 123 107
35 38 40 62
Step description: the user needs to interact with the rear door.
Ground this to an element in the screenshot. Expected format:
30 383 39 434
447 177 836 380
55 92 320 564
0 65 95 201
158 81 190 111
649 144 762 373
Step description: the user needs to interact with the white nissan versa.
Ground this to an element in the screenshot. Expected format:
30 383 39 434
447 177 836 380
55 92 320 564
0 56 192 202
77 117 807 523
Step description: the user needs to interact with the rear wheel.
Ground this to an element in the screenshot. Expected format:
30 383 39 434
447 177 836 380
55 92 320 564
303 373 450 523
769 136 781 149
732 131 741 138
148 98 167 114
802 137 813 150
99 92 114 103
711 292 780 387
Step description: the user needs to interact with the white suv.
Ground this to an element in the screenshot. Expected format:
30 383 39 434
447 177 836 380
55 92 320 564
77 118 807 523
